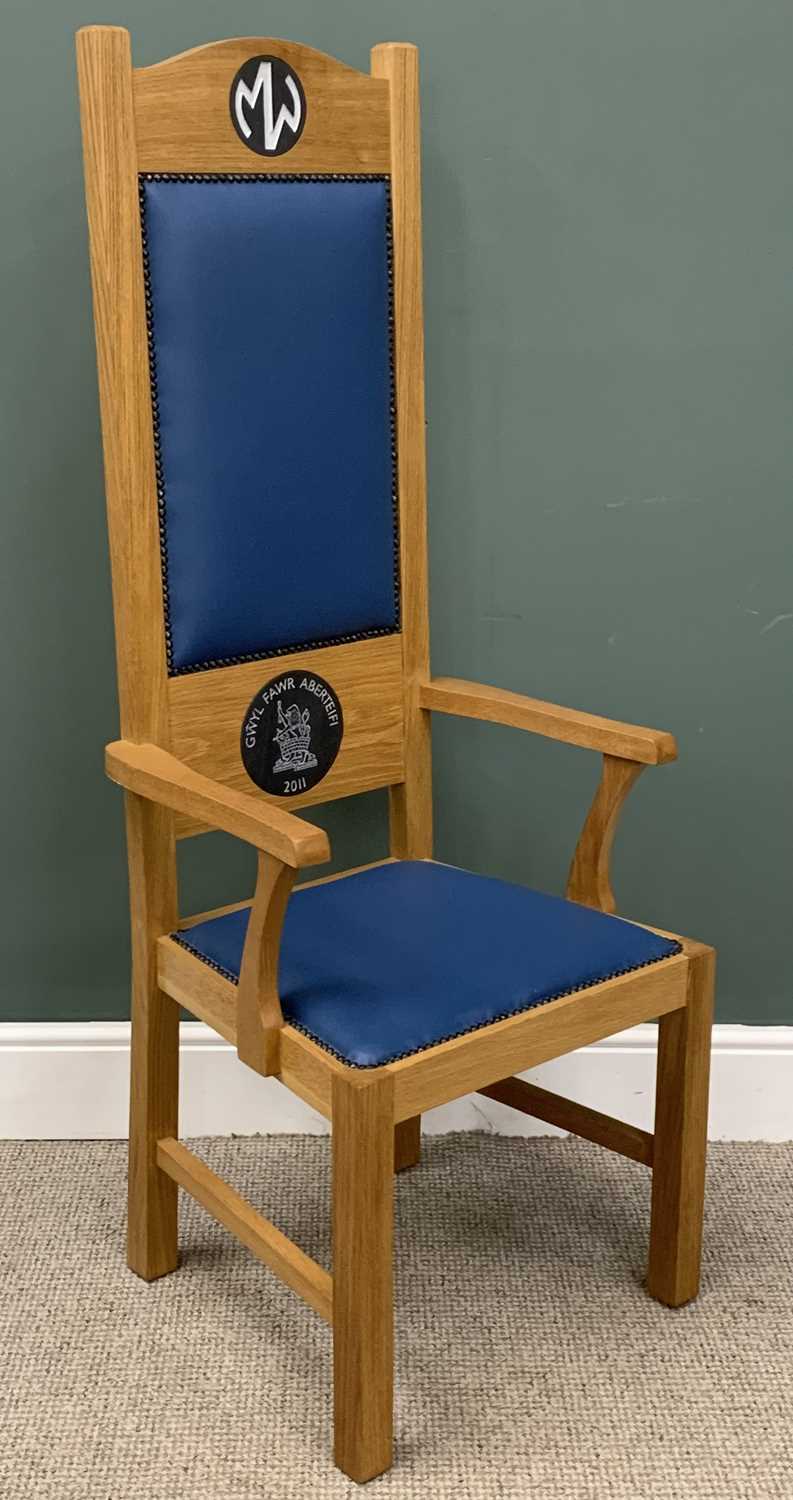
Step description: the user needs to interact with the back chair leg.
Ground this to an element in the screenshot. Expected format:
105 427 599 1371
128 984 179 1279
332 1070 395 1482
647 944 715 1307
394 1113 421 1172
125 792 180 1281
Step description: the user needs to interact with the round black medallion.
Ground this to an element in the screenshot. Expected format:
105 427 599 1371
229 55 307 157
241 671 343 797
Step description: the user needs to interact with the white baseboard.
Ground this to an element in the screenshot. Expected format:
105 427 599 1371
1 1021 791 1141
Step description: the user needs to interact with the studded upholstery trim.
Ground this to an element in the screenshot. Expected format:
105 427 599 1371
170 929 682 1070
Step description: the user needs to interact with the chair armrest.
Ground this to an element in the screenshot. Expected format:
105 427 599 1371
418 677 677 766
105 740 330 870
418 676 677 913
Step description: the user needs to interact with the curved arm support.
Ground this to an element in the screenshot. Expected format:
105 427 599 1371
236 853 296 1076
566 754 644 913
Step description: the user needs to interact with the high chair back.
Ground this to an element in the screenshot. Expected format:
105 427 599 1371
77 29 430 852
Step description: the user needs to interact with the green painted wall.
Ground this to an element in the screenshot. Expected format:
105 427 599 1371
2 1 790 1024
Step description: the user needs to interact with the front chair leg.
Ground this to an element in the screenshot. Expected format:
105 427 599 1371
647 944 715 1306
332 1070 395 1482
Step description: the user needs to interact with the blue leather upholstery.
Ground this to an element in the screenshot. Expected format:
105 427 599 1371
140 176 398 674
174 861 681 1068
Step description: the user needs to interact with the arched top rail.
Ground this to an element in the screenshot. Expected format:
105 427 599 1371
136 35 380 84
130 32 391 173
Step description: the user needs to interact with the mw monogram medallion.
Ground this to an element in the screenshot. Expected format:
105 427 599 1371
229 55 307 157
240 671 343 796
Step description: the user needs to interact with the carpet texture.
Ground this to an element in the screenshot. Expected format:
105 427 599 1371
1 1136 791 1499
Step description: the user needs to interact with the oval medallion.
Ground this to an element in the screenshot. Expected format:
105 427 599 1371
241 671 343 797
229 55 307 158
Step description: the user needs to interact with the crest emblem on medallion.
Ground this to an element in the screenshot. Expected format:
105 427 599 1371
273 702 318 775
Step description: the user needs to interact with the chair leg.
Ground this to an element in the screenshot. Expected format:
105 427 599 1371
647 945 715 1307
332 1070 395 1482
125 792 179 1281
394 1113 421 1172
128 983 180 1280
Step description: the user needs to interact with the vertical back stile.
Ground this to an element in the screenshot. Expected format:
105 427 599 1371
77 26 180 1278
76 27 170 747
372 44 433 859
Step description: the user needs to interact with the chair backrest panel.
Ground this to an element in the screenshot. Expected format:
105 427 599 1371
77 28 430 843
141 173 399 675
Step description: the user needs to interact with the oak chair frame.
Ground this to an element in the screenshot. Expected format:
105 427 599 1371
77 27 714 1484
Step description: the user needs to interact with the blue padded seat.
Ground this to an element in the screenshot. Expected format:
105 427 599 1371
174 861 680 1068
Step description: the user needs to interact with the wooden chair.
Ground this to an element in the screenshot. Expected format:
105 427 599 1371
76 27 714 1484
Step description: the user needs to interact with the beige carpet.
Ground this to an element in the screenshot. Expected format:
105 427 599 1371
1 1136 791 1499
